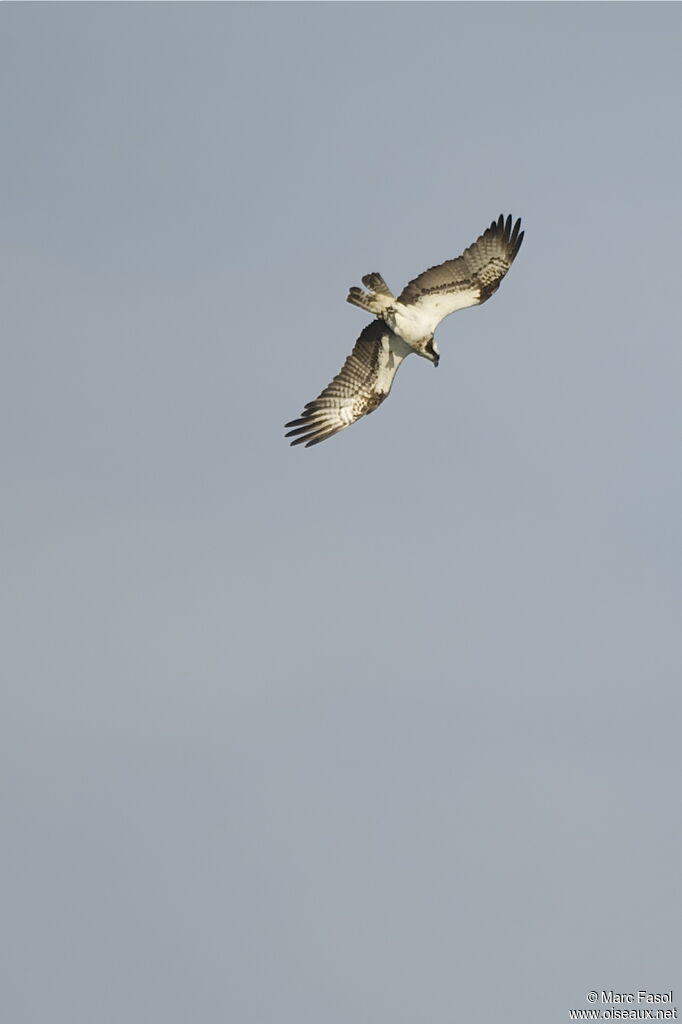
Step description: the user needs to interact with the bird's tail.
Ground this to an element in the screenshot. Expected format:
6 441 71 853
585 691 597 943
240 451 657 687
346 273 395 315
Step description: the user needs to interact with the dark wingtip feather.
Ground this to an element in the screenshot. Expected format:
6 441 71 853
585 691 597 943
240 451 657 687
304 432 335 447
285 422 315 438
286 424 341 447
285 405 344 446
488 213 524 259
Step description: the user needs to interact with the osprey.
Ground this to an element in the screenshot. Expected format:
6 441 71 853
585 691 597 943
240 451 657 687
285 214 524 447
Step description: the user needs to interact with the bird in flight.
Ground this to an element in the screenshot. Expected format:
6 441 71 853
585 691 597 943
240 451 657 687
285 214 524 447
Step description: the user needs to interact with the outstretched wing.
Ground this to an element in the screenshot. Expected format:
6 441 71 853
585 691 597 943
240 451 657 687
397 214 524 333
285 320 412 447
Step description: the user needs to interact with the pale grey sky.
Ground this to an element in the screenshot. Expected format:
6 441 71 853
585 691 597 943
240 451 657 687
2 4 681 1022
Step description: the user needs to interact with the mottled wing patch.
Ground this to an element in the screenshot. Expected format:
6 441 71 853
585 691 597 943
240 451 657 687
398 214 524 323
285 320 410 447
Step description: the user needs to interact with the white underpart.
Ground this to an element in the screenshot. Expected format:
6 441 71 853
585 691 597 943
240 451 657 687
389 303 434 345
374 332 412 387
390 287 481 342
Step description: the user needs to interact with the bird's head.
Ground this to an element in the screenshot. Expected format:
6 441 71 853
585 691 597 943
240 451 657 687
425 337 440 367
